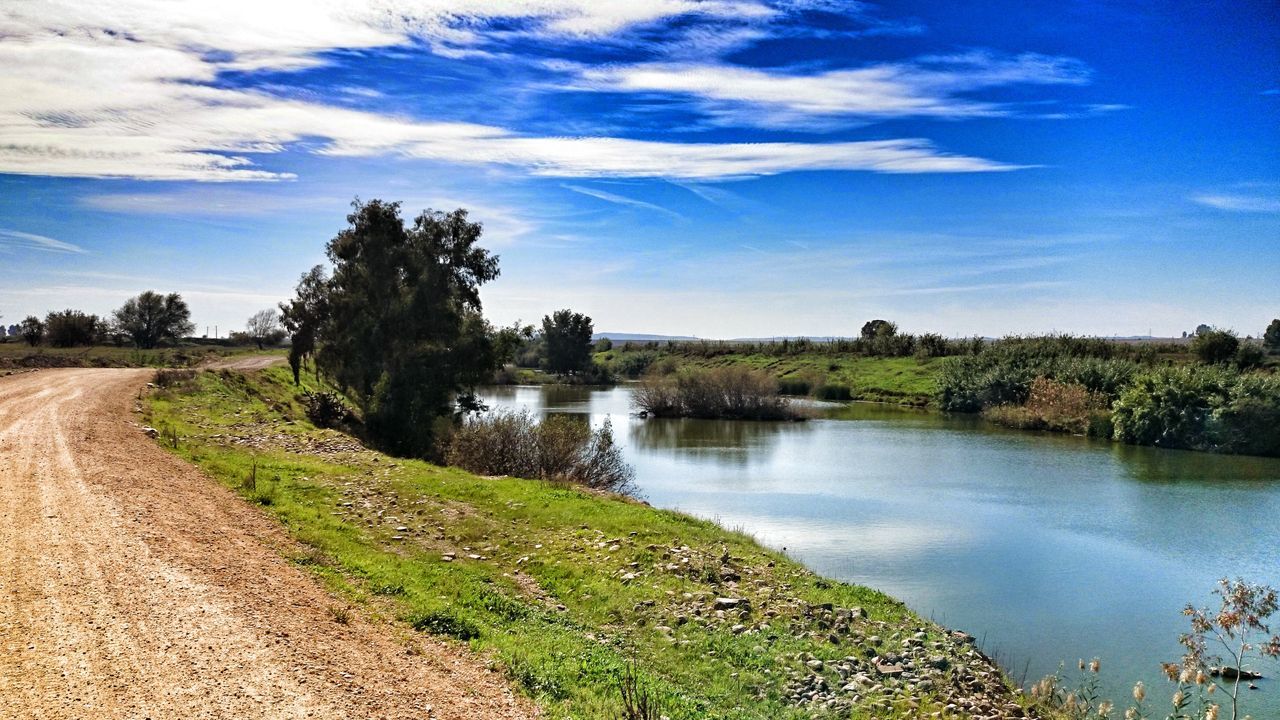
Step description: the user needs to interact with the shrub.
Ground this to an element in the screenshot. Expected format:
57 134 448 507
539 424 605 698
814 384 852 401
44 309 99 347
634 367 798 420
1111 366 1232 451
1234 342 1265 370
1206 374 1280 457
303 391 350 428
409 610 481 640
614 351 657 378
153 368 196 389
982 377 1109 435
446 410 635 493
1191 328 1240 365
776 377 813 396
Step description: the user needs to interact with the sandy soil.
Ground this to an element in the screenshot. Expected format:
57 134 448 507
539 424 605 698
0 368 537 720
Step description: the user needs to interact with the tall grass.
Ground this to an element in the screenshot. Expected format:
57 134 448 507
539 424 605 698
633 367 799 420
446 410 635 494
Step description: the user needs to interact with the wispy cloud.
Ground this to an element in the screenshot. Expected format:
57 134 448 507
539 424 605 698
563 184 683 219
572 51 1098 127
0 1 1023 181
1192 194 1280 213
0 229 86 254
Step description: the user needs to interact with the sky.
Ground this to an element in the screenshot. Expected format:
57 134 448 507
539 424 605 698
0 0 1277 339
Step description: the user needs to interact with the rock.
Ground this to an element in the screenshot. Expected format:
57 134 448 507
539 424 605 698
714 597 743 610
1211 666 1263 680
875 662 904 678
806 659 824 671
142 426 159 437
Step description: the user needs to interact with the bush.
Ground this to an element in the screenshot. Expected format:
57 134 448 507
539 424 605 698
1191 329 1239 364
633 367 798 420
982 377 1109 435
1111 366 1231 451
446 410 635 493
1235 342 1265 370
303 391 350 428
1206 374 1280 457
776 377 813 396
814 384 852 401
44 309 99 347
153 368 196 389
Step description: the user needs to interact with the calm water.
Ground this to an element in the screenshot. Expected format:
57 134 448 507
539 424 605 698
480 385 1280 714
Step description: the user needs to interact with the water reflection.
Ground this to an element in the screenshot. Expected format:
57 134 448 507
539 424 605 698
630 416 800 458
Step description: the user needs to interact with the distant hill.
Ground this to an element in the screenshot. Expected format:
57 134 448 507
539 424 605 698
593 332 699 342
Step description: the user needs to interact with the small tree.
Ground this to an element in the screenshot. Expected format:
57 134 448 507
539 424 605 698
1264 318 1280 354
114 291 194 349
542 309 594 375
279 265 330 384
1166 578 1280 720
44 309 99 347
245 309 284 349
1191 328 1240 365
860 319 897 340
19 316 43 346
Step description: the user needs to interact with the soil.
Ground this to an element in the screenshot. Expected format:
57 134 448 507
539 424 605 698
0 367 538 719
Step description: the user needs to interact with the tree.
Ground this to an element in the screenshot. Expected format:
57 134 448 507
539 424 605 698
1264 318 1280 354
19 316 43 346
860 319 897 340
44 309 99 347
1191 328 1240 365
279 265 330 384
1195 324 1213 336
245 309 284 349
542 309 594 375
311 200 501 456
113 291 194 349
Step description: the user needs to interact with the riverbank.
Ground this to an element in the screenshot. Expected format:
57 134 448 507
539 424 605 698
145 365 1033 719
597 346 941 406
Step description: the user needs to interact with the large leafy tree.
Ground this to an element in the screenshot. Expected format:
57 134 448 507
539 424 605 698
541 309 594 374
314 200 501 457
113 291 194 349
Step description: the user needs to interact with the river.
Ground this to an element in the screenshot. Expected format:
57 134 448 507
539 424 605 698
478 384 1280 715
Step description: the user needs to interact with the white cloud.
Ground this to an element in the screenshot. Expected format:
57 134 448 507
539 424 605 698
0 0 1021 181
0 229 87 254
574 52 1093 125
1192 194 1280 213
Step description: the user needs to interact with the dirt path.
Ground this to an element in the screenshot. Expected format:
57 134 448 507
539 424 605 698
0 368 537 720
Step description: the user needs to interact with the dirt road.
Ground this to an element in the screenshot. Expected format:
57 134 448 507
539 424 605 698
0 368 536 719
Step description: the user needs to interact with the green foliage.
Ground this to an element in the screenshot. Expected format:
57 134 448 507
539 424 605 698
409 610 481 641
1234 342 1265 370
44 309 100 347
302 391 350 428
814 384 852 401
1110 366 1280 455
113 291 194 349
19 315 43 346
542 309 595 375
280 265 329 384
1191 329 1240 365
1264 318 1280 354
312 200 501 457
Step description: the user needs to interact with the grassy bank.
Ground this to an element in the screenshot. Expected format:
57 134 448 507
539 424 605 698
598 346 942 406
0 341 266 369
144 366 1028 719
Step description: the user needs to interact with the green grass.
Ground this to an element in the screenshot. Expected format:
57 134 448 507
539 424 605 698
598 348 941 406
0 341 274 369
145 366 1021 719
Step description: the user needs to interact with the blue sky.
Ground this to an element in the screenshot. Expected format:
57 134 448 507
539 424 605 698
1 1 1276 338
